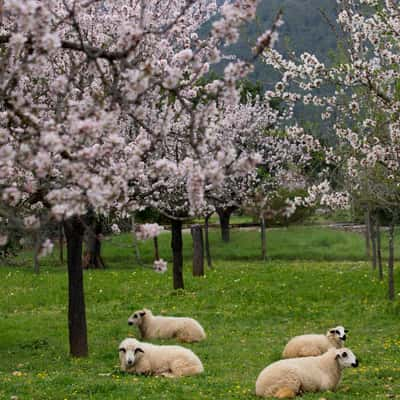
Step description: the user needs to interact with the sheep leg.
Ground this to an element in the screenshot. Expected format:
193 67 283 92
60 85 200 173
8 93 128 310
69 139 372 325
134 359 152 375
176 329 193 343
160 371 178 378
275 387 297 398
272 375 301 399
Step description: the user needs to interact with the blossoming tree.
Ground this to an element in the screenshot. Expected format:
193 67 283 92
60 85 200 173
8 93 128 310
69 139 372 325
0 0 284 356
263 0 400 300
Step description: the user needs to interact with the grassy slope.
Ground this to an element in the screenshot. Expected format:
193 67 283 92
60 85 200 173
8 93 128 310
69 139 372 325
0 227 399 400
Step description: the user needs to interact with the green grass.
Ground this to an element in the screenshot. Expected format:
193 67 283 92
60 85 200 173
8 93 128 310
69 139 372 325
104 225 400 265
192 213 254 225
0 226 399 400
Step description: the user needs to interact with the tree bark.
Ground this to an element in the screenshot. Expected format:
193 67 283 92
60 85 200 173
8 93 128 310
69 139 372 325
388 222 395 301
59 223 64 264
376 218 383 281
365 208 371 259
83 221 105 269
63 217 88 357
260 216 267 261
33 232 40 274
131 215 142 265
191 224 204 277
370 213 377 270
171 219 184 289
153 236 160 261
204 214 213 269
216 207 235 243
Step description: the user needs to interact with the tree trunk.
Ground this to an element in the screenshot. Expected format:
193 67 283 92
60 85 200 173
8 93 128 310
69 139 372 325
83 221 105 269
0 0 3 25
261 216 267 261
204 214 213 269
370 213 377 270
171 219 184 289
63 217 88 357
191 224 204 277
59 223 64 264
365 208 371 259
388 222 395 301
131 215 142 265
33 232 40 274
153 236 160 261
216 207 235 243
376 218 383 281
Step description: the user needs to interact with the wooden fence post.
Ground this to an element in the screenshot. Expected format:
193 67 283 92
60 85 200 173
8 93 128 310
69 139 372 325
191 224 204 277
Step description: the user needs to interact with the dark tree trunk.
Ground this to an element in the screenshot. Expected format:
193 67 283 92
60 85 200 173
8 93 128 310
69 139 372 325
204 214 213 269
131 215 142 266
388 223 395 301
260 216 267 261
33 231 40 274
171 219 184 289
63 217 88 357
191 224 204 277
83 221 105 269
370 213 377 270
376 218 383 281
59 223 64 264
216 207 236 243
365 209 371 259
153 236 160 261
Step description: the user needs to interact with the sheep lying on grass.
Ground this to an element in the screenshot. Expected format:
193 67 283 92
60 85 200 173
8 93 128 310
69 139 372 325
128 308 206 342
282 326 348 358
118 338 204 378
256 347 358 398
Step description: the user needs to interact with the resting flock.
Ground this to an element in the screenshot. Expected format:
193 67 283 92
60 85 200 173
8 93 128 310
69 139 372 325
118 309 357 398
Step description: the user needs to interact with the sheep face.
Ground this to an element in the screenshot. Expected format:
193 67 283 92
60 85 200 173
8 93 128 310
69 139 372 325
128 309 148 326
335 348 358 369
328 325 348 341
118 338 144 370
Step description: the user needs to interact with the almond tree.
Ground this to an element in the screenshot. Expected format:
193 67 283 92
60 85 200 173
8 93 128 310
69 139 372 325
263 0 400 300
0 0 285 356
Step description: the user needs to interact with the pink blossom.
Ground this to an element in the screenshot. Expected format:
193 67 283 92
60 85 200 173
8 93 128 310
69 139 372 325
153 259 168 273
24 216 40 229
39 239 54 258
111 224 121 234
136 224 164 241
0 235 8 246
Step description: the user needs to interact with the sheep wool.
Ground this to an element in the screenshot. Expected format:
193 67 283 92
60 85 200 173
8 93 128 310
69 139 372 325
282 326 348 358
128 308 206 343
118 338 204 378
255 347 358 398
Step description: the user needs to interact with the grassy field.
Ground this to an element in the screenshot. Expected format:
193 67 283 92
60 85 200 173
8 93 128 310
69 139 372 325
0 226 399 400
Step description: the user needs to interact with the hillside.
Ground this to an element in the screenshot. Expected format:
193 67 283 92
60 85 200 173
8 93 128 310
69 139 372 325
213 0 341 139
218 0 339 82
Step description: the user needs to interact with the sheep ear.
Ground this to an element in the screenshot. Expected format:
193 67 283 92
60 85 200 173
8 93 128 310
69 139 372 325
330 330 335 334
135 348 144 354
140 312 146 317
344 329 349 333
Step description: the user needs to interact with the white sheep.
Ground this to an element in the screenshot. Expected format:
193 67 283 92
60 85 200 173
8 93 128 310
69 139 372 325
256 347 358 398
282 326 348 358
127 308 206 343
118 338 204 378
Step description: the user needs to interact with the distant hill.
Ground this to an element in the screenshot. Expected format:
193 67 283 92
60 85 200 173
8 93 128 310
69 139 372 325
216 0 339 83
208 0 340 140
